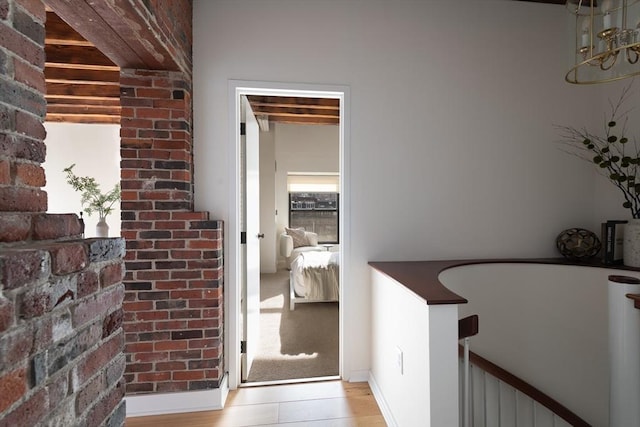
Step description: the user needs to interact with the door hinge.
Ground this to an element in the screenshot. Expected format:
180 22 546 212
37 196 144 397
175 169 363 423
241 340 247 354
240 122 246 136
240 231 246 244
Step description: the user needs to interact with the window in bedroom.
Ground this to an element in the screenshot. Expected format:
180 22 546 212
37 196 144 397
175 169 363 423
287 174 339 244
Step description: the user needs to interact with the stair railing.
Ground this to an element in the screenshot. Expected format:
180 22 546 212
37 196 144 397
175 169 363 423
458 315 479 427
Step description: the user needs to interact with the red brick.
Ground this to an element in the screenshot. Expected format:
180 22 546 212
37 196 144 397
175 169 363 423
16 0 47 22
0 387 48 427
136 311 168 321
100 263 123 288
155 240 185 249
83 378 124 425
14 58 46 92
0 213 31 242
154 340 187 351
0 20 45 68
32 213 82 240
75 372 105 416
172 370 204 381
15 110 45 140
19 288 50 319
171 270 201 280
0 295 14 333
72 285 124 328
76 270 99 299
154 320 187 330
124 342 153 354
156 361 187 371
187 240 217 249
136 88 171 99
133 352 168 363
74 331 124 387
14 162 44 187
0 249 48 290
122 301 153 312
0 367 27 412
0 186 47 212
49 242 87 275
0 159 9 184
156 381 187 392
137 372 170 382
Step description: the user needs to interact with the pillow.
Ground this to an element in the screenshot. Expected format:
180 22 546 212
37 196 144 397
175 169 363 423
285 227 309 248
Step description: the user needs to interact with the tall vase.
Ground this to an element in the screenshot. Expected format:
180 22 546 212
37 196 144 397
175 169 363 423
96 217 109 238
623 219 640 267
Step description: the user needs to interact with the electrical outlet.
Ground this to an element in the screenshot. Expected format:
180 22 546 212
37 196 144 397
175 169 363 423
395 346 403 375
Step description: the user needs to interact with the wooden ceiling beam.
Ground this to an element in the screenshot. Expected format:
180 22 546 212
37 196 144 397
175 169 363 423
47 104 121 115
255 110 339 120
45 12 92 46
252 105 339 118
45 44 117 68
266 116 339 125
46 82 120 98
45 97 121 107
247 95 339 109
44 66 119 83
46 113 121 124
45 0 182 72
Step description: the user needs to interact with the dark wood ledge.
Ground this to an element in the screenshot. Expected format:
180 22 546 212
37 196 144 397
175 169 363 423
626 294 640 309
369 257 640 306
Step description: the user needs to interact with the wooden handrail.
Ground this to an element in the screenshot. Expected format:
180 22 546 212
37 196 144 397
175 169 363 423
458 346 591 427
626 293 640 309
458 315 479 340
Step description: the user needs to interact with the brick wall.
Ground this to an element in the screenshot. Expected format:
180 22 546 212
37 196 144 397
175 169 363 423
0 239 127 427
133 0 193 75
1 1 126 426
120 69 224 394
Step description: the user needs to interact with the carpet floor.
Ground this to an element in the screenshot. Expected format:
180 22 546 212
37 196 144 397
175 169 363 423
246 270 339 383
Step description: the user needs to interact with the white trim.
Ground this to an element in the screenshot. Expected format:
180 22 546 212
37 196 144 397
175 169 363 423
369 371 398 427
227 80 350 390
125 374 229 417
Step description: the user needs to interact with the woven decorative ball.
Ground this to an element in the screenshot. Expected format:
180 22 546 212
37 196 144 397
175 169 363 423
556 228 601 259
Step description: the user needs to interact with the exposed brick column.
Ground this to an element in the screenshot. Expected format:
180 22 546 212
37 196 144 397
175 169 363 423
1 1 126 425
120 69 224 394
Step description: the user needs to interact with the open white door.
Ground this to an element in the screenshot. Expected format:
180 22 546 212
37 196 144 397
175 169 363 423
241 96 261 382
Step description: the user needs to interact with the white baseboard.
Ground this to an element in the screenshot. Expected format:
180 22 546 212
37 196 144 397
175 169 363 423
125 374 229 417
369 372 397 427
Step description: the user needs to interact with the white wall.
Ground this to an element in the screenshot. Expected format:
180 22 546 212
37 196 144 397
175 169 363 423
193 0 623 381
43 122 121 238
371 268 459 427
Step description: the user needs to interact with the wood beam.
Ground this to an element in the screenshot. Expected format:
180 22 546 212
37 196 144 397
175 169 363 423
45 0 182 72
45 44 117 68
45 113 121 124
45 66 119 84
46 82 120 98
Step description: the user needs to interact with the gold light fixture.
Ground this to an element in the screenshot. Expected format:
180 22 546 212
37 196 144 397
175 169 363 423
566 0 640 84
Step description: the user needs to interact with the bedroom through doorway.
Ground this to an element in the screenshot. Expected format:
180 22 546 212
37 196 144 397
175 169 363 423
233 83 346 386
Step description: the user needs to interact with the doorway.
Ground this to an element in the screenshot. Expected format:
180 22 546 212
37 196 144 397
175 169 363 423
227 81 349 389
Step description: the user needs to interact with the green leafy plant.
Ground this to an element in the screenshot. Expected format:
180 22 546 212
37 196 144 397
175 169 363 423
63 164 120 219
556 84 640 218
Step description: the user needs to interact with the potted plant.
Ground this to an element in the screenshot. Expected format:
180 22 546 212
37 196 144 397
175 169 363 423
556 84 640 266
64 164 120 237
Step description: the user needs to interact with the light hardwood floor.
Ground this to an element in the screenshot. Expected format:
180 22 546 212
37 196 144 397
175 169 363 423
125 380 386 426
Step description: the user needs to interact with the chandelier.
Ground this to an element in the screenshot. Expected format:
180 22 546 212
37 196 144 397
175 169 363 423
566 0 640 84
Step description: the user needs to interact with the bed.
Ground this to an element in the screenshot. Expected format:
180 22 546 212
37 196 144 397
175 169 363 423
289 251 339 310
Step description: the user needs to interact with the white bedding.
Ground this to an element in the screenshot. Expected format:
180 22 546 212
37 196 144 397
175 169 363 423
290 251 339 301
